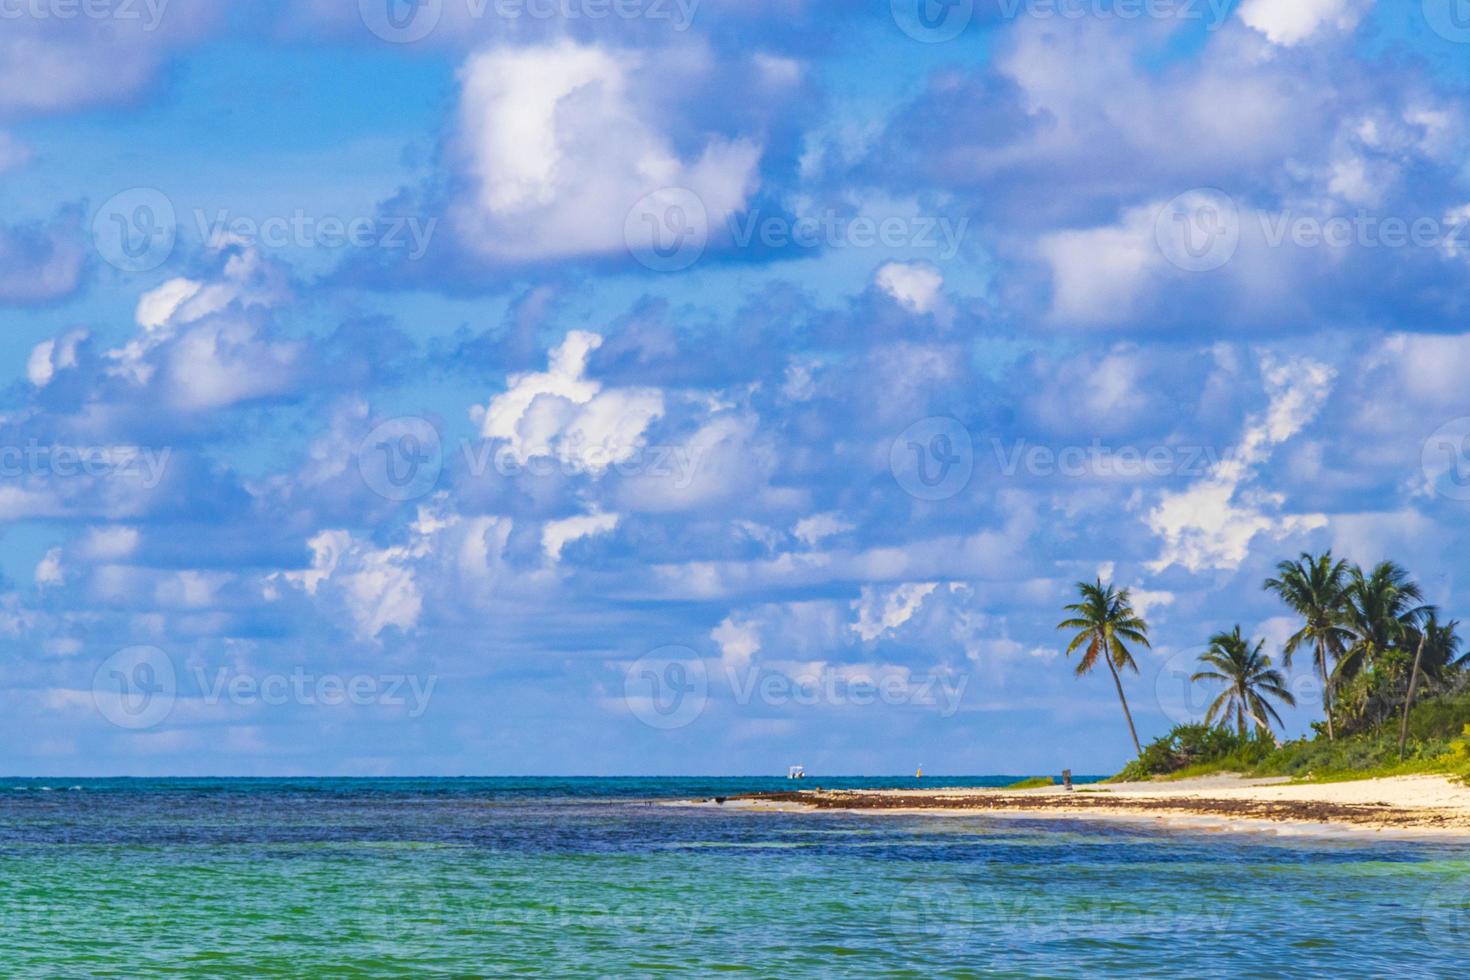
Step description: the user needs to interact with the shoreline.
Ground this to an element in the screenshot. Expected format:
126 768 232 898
707 774 1470 840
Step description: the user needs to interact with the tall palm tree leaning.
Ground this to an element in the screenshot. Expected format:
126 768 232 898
1058 580 1150 757
1191 626 1296 742
1264 552 1350 741
1398 613 1461 760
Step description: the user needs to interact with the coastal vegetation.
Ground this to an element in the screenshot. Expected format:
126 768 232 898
1058 551 1469 783
1004 776 1057 789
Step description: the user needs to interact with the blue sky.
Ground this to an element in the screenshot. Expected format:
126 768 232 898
4 0 1470 776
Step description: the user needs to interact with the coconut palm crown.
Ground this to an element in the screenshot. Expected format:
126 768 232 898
1191 626 1296 740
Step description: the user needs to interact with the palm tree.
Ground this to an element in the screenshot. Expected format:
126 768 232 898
1191 627 1296 740
1264 552 1351 740
1057 580 1150 756
1339 561 1428 681
1419 614 1464 676
1398 613 1460 759
1337 561 1429 733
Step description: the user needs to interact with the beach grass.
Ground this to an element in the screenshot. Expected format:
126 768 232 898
1004 776 1057 790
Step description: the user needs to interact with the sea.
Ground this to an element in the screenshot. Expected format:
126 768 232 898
2 776 1468 977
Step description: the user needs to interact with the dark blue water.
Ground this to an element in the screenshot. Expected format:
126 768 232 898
1 777 1467 977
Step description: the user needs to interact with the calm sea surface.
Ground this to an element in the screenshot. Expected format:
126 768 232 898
3 776 1468 977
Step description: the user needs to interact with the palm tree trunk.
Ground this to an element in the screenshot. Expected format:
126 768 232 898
1237 702 1245 740
1398 632 1429 761
1317 636 1335 741
1103 654 1142 756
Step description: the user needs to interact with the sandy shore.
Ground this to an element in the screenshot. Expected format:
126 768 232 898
720 774 1470 838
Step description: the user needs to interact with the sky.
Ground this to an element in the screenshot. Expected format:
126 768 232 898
4 0 1470 776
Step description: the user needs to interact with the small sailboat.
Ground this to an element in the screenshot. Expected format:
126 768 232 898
787 765 806 780
915 765 923 779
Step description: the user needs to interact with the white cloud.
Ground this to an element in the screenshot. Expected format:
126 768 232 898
1129 588 1175 619
874 261 943 314
1365 333 1470 409
287 530 423 641
1237 0 1364 47
1038 210 1158 324
474 331 664 475
1147 354 1334 572
451 40 761 261
712 615 762 670
793 512 854 548
104 249 301 410
281 502 521 640
135 277 207 331
81 526 140 560
542 511 619 561
851 582 938 642
27 329 85 387
1030 347 1150 432
35 549 63 587
0 10 217 114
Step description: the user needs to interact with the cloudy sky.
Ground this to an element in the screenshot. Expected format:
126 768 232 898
4 0 1470 776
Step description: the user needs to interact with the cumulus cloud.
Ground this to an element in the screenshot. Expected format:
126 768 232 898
289 529 425 641
473 330 664 474
874 262 943 314
27 330 87 387
0 5 218 114
449 40 761 263
542 511 619 561
1147 354 1335 572
1236 0 1366 47
712 615 762 670
94 247 305 412
851 583 938 642
34 549 64 587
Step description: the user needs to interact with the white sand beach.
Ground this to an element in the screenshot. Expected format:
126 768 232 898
729 774 1470 838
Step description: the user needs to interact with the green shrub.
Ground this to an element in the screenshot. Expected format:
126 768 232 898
1116 724 1262 780
1004 776 1056 789
1114 688 1470 782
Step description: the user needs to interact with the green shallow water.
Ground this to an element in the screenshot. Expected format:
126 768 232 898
3 777 1470 977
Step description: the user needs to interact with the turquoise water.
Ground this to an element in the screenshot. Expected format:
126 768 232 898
4 777 1469 976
